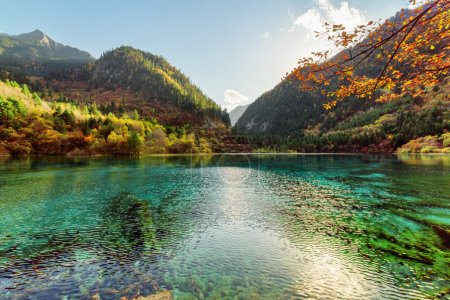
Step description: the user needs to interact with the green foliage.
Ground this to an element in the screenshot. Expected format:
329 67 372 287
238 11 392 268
0 96 26 124
0 80 215 156
167 133 197 154
198 138 212 154
52 107 76 133
442 133 450 147
127 131 143 156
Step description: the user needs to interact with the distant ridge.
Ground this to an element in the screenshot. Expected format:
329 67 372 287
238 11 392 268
229 104 250 126
0 29 94 71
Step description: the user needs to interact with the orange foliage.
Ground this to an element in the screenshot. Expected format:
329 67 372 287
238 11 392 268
290 0 450 109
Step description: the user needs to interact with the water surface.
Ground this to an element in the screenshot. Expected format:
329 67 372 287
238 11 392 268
0 154 449 299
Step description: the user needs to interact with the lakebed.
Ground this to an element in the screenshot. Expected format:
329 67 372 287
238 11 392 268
0 154 449 299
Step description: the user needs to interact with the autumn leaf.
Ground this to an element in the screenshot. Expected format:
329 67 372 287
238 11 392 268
290 0 449 107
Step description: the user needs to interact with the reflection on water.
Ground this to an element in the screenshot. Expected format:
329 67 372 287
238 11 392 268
397 153 450 166
0 154 449 299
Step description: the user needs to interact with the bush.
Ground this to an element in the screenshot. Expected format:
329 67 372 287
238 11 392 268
420 146 436 153
442 133 450 147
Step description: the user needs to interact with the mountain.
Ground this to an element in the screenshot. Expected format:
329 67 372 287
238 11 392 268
0 30 94 75
229 104 250 126
236 8 450 153
14 30 61 48
1 29 94 61
237 74 449 153
88 46 228 123
0 30 240 156
0 31 228 128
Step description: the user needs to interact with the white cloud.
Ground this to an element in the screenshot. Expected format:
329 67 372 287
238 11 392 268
223 89 250 111
262 31 270 42
291 0 366 36
292 8 323 33
408 0 425 9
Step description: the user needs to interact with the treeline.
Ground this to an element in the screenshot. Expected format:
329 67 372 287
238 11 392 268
0 80 217 157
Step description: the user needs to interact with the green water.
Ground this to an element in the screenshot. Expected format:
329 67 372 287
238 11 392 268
0 154 449 299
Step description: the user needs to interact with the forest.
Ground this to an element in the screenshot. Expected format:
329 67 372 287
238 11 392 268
240 78 450 153
0 79 223 156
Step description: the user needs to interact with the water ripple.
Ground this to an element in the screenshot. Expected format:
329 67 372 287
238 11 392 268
0 155 448 299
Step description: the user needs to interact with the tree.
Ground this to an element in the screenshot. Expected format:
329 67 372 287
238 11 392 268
148 128 168 153
0 127 32 156
0 96 26 124
291 0 449 109
127 131 143 156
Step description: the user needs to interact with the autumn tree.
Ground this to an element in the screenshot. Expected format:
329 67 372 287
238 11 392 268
290 0 450 109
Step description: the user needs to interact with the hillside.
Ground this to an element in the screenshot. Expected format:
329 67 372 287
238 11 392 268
229 104 250 126
236 5 450 153
237 75 449 153
0 80 229 156
87 47 229 125
0 35 241 155
32 46 231 128
0 33 231 128
236 80 323 136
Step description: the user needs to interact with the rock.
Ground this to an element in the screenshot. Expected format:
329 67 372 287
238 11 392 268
91 293 101 300
134 290 172 300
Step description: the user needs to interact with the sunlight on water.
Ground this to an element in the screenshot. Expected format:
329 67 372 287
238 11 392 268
0 155 449 299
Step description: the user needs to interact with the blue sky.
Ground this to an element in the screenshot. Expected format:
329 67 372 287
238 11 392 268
1 0 411 110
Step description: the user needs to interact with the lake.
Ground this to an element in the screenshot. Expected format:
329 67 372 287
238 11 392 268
0 154 449 299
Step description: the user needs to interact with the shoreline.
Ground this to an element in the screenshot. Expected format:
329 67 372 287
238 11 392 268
1 152 450 159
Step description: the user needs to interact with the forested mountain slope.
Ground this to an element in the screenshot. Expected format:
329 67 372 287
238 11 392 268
236 4 450 153
36 46 230 128
0 30 231 128
236 75 449 153
0 31 229 128
87 47 229 125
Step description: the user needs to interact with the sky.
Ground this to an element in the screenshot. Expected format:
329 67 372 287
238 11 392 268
0 0 412 111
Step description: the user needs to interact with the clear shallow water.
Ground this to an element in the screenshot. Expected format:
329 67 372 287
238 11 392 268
0 154 449 299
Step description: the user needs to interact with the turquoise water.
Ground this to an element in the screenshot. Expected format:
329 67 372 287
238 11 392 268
0 154 449 299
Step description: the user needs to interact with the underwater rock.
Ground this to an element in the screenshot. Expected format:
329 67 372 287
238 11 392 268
431 225 450 249
91 293 100 300
134 290 172 300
